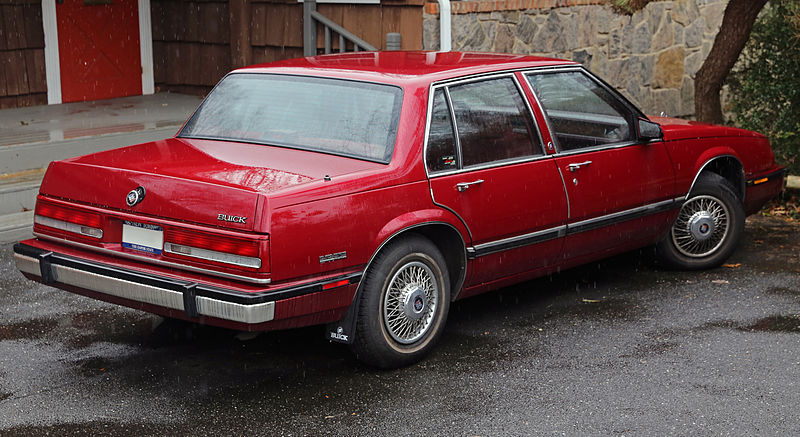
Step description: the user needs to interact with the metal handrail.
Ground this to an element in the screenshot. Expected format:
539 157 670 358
303 0 377 56
311 11 377 54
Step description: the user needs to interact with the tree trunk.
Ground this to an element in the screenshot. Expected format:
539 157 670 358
694 0 767 124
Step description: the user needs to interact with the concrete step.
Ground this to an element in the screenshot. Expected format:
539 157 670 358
0 210 33 244
0 171 43 215
787 175 800 191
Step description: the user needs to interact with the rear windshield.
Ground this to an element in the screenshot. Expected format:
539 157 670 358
179 73 404 163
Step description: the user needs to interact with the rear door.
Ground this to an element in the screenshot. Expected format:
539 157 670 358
524 69 675 262
426 74 567 286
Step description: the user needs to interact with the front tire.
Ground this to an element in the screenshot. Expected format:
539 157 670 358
657 172 745 270
351 235 450 368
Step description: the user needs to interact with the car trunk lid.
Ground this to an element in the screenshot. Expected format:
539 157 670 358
39 137 382 232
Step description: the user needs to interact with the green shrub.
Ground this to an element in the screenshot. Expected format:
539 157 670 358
727 1 800 175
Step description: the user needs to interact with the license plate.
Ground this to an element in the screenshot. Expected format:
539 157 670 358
122 221 163 255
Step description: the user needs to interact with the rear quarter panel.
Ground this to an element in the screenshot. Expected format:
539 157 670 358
267 181 467 283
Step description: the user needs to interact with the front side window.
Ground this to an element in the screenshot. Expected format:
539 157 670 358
180 74 403 163
526 71 634 151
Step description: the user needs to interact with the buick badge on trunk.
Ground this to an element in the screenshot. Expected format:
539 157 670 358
217 214 246 224
125 186 145 207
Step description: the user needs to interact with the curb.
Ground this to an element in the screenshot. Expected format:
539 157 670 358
787 175 800 192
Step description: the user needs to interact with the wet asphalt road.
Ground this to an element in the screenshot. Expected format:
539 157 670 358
1 215 799 436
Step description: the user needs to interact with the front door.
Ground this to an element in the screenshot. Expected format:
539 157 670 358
425 76 568 287
525 70 675 262
56 0 142 102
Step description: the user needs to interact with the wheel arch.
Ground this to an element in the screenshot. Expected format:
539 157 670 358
688 154 745 201
325 217 468 345
368 221 468 300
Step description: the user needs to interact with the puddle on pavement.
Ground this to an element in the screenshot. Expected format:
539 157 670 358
699 316 800 334
742 315 800 333
766 286 800 296
0 318 59 341
0 392 11 402
65 310 158 349
73 357 112 377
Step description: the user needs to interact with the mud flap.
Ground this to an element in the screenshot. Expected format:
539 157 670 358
325 299 359 344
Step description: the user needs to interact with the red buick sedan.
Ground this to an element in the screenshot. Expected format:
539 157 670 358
14 52 785 368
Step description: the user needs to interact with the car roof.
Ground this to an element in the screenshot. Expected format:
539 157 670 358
234 51 578 86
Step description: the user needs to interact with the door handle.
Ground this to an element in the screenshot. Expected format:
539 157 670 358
456 179 484 192
567 161 592 172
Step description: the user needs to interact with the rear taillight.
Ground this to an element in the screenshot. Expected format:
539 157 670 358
35 201 103 239
164 228 263 269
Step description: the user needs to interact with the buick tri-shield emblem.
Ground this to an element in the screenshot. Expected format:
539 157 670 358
126 186 146 207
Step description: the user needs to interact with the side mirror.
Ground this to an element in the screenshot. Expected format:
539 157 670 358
638 118 663 141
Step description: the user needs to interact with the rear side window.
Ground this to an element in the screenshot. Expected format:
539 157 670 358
425 77 541 173
450 78 542 167
426 89 458 172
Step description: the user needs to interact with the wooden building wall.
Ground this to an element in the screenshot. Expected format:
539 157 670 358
152 0 424 95
151 0 233 95
0 0 47 109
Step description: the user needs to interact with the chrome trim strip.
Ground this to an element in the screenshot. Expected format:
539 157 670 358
428 154 553 178
552 140 642 156
14 253 275 324
566 198 677 235
467 225 566 258
34 233 271 284
464 198 681 258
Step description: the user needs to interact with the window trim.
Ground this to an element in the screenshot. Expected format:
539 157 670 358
423 72 547 178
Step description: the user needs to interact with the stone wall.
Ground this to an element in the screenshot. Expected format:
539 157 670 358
423 0 729 117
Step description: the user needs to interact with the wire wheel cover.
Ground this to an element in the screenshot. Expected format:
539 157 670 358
672 194 730 257
383 261 438 344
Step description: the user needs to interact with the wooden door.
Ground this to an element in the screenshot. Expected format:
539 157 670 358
56 0 141 102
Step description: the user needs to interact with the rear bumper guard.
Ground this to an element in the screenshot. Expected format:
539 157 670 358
13 243 360 325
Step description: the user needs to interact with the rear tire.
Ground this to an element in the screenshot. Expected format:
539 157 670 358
351 234 450 368
657 172 745 270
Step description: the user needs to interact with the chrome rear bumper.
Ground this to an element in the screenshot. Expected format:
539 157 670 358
13 243 275 324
